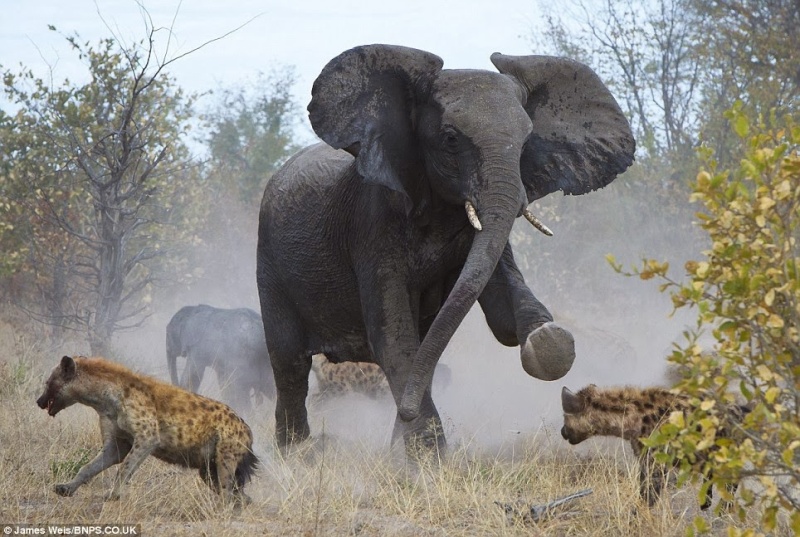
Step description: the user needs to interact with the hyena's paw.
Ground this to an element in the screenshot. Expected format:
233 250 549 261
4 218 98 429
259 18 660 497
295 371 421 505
54 483 76 497
226 492 252 513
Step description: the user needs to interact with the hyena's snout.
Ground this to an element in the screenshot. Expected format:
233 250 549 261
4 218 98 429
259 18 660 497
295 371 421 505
36 389 60 416
560 425 584 445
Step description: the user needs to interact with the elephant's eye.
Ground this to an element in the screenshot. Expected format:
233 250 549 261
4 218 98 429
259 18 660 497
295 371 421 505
441 129 459 151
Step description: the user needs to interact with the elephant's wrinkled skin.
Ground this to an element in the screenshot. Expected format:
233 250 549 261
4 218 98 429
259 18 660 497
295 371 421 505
256 45 635 453
166 304 275 415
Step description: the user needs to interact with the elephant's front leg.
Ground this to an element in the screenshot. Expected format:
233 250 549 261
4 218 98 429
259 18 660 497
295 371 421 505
180 359 205 393
478 244 575 381
271 352 311 448
389 384 444 457
360 276 445 456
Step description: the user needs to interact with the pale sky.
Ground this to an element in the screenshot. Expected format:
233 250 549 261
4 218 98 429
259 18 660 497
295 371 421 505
1 0 545 134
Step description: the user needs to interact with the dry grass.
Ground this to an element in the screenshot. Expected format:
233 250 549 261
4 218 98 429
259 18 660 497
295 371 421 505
0 317 762 536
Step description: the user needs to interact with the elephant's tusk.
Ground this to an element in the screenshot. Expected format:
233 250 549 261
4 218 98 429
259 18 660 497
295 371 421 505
465 201 482 231
523 208 553 236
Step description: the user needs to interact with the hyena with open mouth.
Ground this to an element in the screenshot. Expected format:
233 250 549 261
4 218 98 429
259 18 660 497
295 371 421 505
560 384 747 511
37 355 258 504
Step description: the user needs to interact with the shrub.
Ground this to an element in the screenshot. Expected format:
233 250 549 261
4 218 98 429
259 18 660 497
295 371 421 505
609 105 800 535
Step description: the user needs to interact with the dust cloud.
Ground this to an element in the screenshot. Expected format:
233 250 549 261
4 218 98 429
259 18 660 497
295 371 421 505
111 178 703 456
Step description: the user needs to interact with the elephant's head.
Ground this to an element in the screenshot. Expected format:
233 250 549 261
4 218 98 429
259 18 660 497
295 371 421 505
308 45 635 421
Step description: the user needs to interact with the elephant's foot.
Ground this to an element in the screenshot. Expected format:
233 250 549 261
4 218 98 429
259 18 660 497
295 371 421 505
520 322 575 381
393 414 446 462
275 387 311 453
404 418 446 462
275 421 311 454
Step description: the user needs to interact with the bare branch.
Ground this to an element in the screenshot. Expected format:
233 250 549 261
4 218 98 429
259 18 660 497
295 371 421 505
157 13 263 70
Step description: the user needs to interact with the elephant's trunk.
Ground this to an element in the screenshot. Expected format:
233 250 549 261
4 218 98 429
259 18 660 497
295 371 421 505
399 168 523 421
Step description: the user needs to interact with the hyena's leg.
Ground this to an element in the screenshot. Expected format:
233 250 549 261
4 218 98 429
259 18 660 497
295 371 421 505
107 421 159 501
701 470 739 511
638 453 666 507
198 461 219 489
213 438 250 505
700 474 714 510
55 417 131 497
716 480 739 512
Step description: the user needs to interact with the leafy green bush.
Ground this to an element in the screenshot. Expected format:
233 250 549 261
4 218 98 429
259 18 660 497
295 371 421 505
609 105 800 535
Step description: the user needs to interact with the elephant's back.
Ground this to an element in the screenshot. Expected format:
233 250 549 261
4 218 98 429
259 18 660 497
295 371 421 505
166 305 220 358
167 305 212 336
256 143 364 349
260 143 353 216
220 309 267 349
258 142 357 275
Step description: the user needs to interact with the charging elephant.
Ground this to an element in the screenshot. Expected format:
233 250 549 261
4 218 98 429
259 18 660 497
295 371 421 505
166 304 275 415
256 45 635 453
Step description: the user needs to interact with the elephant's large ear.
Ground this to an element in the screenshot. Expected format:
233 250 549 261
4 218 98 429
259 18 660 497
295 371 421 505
491 54 635 201
308 45 443 198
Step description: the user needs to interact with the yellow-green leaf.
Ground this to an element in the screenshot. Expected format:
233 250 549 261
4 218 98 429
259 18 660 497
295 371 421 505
733 114 750 138
668 410 685 428
764 289 775 306
782 445 796 465
766 314 784 328
758 196 776 210
764 386 781 404
700 399 715 411
756 365 774 381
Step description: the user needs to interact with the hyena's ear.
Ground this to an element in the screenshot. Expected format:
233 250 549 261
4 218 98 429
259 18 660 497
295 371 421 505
60 356 76 379
561 386 585 414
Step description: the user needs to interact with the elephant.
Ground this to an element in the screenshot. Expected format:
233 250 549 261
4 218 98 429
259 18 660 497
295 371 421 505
256 44 635 453
166 304 275 415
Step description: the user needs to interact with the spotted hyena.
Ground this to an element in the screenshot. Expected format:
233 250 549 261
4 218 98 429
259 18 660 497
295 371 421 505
560 384 746 510
309 354 391 403
37 355 258 504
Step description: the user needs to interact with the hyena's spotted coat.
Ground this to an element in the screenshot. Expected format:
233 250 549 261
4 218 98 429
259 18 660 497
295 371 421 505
560 384 746 511
37 356 257 503
309 354 391 403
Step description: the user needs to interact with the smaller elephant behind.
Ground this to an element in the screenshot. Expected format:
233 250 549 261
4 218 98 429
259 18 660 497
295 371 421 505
166 304 275 415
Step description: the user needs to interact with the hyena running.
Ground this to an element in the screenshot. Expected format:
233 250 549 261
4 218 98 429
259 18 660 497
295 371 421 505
560 384 747 510
309 354 452 404
309 354 391 403
37 355 258 504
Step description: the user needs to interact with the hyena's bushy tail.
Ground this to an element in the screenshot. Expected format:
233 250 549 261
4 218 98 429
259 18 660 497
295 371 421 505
236 450 259 489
